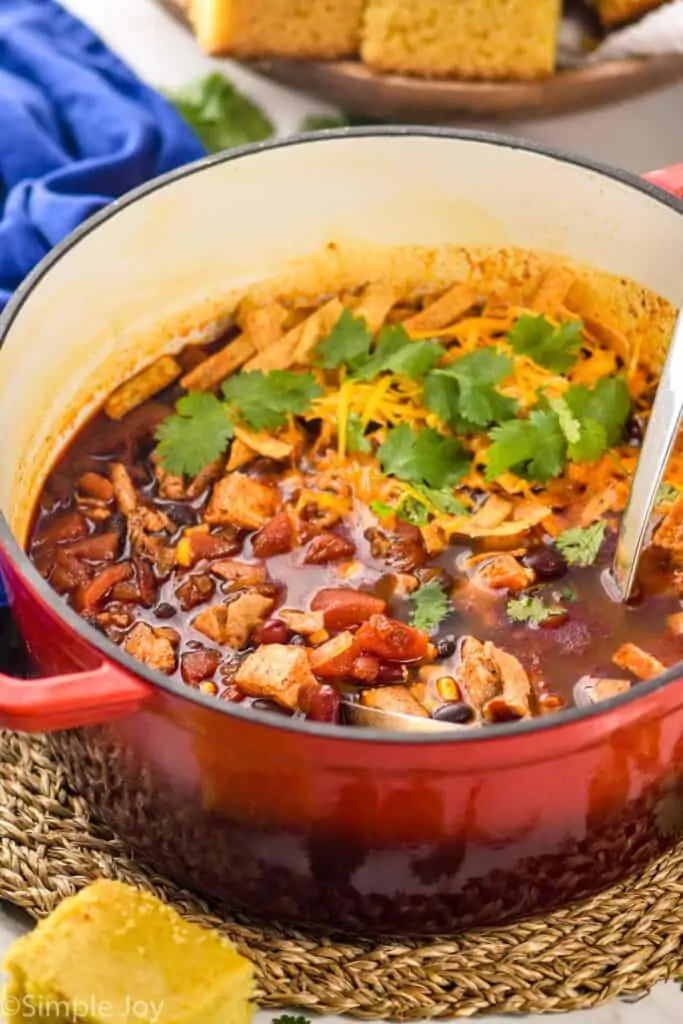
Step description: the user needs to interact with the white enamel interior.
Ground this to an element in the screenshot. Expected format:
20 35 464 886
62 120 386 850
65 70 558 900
0 133 681 543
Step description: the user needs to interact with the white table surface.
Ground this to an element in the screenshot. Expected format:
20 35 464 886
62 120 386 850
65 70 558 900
3 1 683 1020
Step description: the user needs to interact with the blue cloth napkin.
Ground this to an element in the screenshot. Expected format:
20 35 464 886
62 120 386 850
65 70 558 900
0 0 206 607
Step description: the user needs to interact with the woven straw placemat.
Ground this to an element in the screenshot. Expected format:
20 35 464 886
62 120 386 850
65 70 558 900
1 731 683 1019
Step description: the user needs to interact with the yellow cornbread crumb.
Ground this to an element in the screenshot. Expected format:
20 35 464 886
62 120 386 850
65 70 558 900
190 0 366 57
2 880 253 1024
361 0 561 80
595 0 669 25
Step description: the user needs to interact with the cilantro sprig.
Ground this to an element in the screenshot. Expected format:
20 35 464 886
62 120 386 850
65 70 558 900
166 73 274 152
155 393 234 476
424 348 517 432
507 595 558 626
486 376 630 483
556 522 607 567
507 315 583 373
316 314 441 382
155 369 322 475
410 580 450 633
378 424 469 491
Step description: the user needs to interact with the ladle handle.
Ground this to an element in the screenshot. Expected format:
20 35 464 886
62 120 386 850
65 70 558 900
613 312 683 600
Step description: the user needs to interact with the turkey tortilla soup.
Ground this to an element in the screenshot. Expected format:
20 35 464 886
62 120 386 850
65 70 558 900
27 265 683 730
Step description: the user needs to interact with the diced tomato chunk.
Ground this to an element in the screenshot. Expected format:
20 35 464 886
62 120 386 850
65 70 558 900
356 614 430 663
351 654 380 683
308 632 358 678
188 529 241 564
310 588 386 630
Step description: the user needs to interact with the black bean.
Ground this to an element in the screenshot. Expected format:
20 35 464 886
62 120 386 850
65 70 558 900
524 545 568 581
289 634 308 647
436 635 457 659
154 602 177 620
625 415 644 447
104 512 127 535
164 502 197 528
432 702 474 725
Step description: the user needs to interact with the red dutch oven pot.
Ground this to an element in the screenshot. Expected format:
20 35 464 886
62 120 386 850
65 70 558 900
1 130 683 934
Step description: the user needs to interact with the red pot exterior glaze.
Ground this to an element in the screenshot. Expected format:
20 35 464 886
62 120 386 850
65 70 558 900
2 133 683 933
4 551 683 933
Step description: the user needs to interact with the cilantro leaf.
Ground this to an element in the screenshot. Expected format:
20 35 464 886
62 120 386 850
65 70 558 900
507 315 583 373
565 376 631 447
316 310 373 371
560 586 578 603
416 485 467 516
425 348 516 430
507 595 558 626
370 501 396 520
347 412 371 454
378 424 469 492
396 496 431 527
166 73 274 152
155 392 234 476
547 396 581 445
222 370 322 431
486 409 566 483
354 324 442 382
568 417 608 464
556 521 607 567
657 482 679 507
410 580 450 633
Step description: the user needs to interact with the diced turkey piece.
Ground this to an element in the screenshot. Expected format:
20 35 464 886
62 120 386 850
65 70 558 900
192 593 273 649
110 462 139 515
235 645 319 710
360 686 429 718
205 473 279 530
483 642 532 721
475 554 535 592
581 676 631 704
280 609 326 636
456 637 501 712
211 560 268 588
124 622 178 674
612 643 665 681
654 494 683 552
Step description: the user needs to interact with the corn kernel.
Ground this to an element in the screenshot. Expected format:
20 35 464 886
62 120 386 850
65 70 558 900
199 682 218 696
436 676 460 702
176 538 192 567
309 629 330 646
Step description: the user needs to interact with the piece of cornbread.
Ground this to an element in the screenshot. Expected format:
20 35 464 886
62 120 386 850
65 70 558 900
595 0 669 26
361 0 561 80
2 880 253 1024
190 0 366 57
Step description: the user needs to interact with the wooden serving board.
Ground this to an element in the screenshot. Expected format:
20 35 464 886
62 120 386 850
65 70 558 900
159 0 683 122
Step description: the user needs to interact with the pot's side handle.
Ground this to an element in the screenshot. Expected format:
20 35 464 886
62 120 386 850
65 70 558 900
0 664 150 732
643 163 683 198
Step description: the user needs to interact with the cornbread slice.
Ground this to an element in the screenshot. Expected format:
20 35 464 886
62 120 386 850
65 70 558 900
361 0 561 80
190 0 366 57
595 0 669 26
3 880 253 1024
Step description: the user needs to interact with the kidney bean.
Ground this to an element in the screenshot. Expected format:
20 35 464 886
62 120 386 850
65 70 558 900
252 513 296 559
524 545 568 581
304 533 356 565
181 649 221 686
311 588 386 630
351 654 380 683
252 618 291 646
221 683 246 703
376 662 407 684
303 684 341 724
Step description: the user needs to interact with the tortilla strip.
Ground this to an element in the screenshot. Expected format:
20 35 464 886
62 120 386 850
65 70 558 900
233 426 293 461
403 283 477 334
105 356 181 420
238 301 288 351
246 298 344 372
532 265 576 316
353 282 400 333
181 334 255 391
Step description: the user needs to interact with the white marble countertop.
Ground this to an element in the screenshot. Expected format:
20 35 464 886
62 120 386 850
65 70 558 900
2 1 683 1020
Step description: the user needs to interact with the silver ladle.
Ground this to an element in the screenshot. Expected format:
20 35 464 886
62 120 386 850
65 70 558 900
613 310 683 601
342 698 462 732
